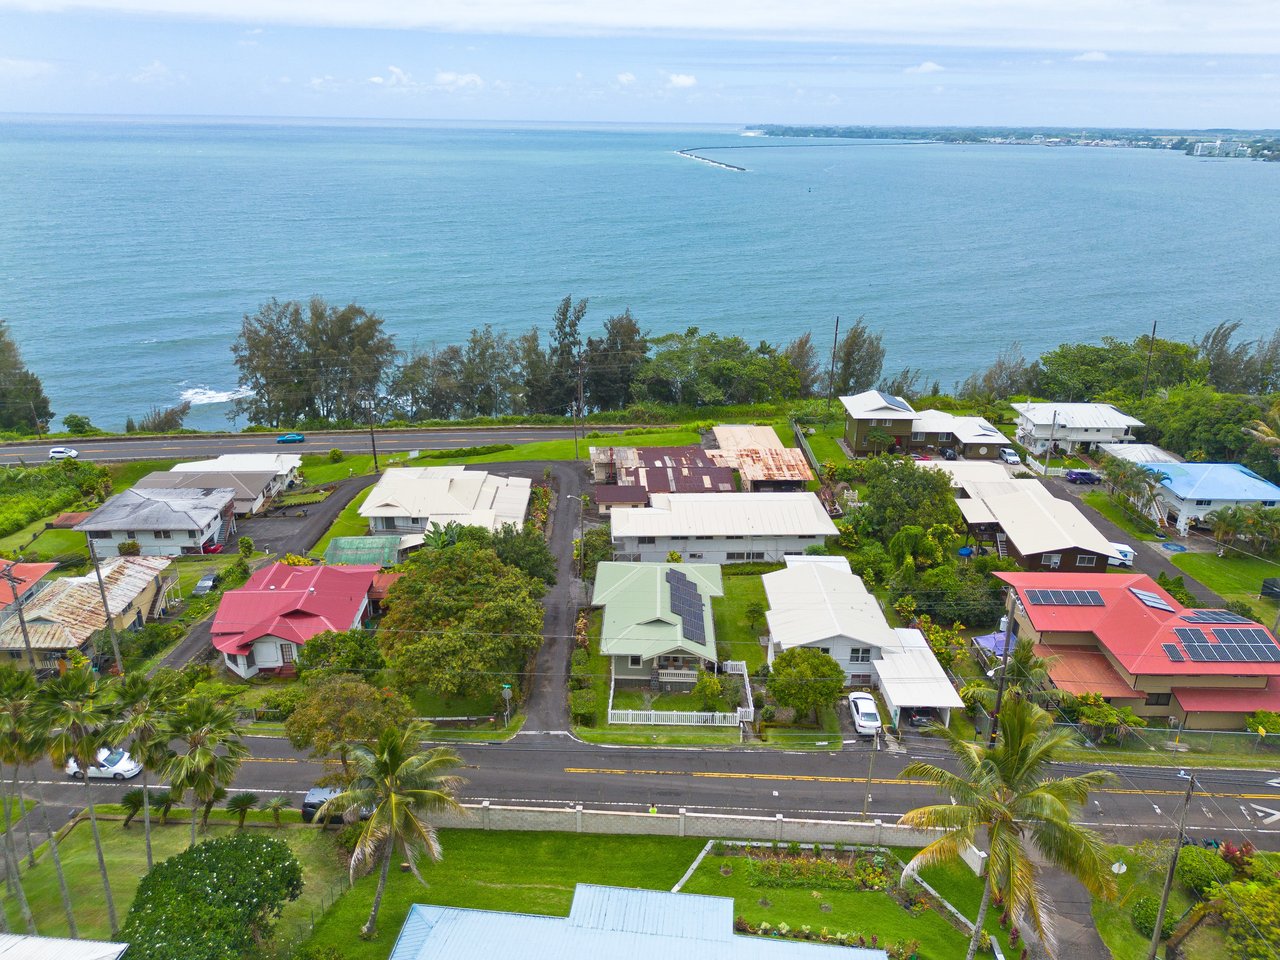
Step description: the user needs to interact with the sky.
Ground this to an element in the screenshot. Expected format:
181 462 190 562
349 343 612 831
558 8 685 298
1 1 1278 127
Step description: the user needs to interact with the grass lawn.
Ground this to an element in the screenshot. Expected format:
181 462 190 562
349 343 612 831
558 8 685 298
309 486 373 557
303 830 705 960
421 429 702 466
1081 491 1162 542
611 688 732 712
892 850 1015 959
762 703 844 751
171 553 242 596
713 574 768 672
806 421 850 466
1172 551 1280 623
0 524 89 562
1091 842 1194 960
4 816 346 949
1 797 33 832
411 688 501 718
299 453 383 486
682 853 970 960
107 459 181 490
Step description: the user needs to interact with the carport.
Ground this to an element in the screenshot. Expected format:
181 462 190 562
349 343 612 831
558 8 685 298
874 638 965 729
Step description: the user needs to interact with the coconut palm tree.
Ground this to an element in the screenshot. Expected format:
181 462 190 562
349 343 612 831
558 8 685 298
1244 402 1280 451
226 792 259 829
114 671 182 870
0 668 39 935
32 665 121 936
1206 504 1248 548
163 695 248 847
968 639 1062 712
315 721 465 939
899 698 1115 960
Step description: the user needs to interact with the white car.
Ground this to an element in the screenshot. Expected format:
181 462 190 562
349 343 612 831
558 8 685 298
998 447 1021 465
66 747 143 781
48 446 79 461
847 692 883 737
1108 542 1136 568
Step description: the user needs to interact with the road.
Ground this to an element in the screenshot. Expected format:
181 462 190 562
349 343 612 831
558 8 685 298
0 426 619 465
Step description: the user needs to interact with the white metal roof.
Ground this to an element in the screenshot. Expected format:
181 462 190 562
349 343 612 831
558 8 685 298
1097 442 1180 464
612 493 837 540
961 483 1119 558
874 644 965 710
1010 402 1144 430
838 390 918 420
911 409 1007 446
711 424 785 450
763 560 899 653
918 460 1015 488
171 453 301 478
358 467 531 531
0 933 128 960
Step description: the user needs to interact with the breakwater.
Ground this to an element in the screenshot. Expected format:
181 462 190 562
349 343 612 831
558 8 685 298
675 148 747 172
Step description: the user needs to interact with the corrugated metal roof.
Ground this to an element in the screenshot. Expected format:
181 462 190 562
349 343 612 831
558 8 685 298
874 642 965 710
711 425 785 451
1098 443 1180 464
358 467 531 531
0 932 128 959
0 560 57 609
708 447 812 484
612 493 837 539
962 484 1117 558
1011 402 1143 430
763 560 898 653
911 410 1006 446
76 487 235 531
387 886 887 960
135 470 275 503
1144 462 1280 503
172 453 300 477
591 563 722 660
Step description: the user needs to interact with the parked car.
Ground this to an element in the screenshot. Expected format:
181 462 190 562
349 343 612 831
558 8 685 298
1065 469 1102 485
847 692 882 737
910 453 931 461
66 747 142 780
301 785 372 824
905 708 938 728
999 447 1021 465
48 446 79 460
941 448 958 461
203 543 224 554
192 570 221 596
1108 542 1136 568
276 433 306 444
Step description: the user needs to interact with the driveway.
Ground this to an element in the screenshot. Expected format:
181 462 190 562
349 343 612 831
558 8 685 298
237 473 379 557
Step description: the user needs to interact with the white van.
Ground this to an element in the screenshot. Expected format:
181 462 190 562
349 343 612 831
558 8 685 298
1108 543 1135 568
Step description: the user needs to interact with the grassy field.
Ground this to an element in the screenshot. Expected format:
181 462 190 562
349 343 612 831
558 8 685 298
171 553 243 596
611 688 733 712
309 486 373 557
303 830 705 959
806 421 849 466
1091 842 1195 960
419 428 703 466
890 849 1015 959
412 688 502 718
107 459 182 490
713 574 768 672
761 703 844 751
1172 551 1280 623
0 522 88 561
3 816 346 948
1081 491 1162 542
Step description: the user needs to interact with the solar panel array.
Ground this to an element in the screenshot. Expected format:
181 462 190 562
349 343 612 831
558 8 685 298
1024 589 1105 607
1180 610 1254 624
1161 643 1185 662
1130 588 1176 613
665 568 707 645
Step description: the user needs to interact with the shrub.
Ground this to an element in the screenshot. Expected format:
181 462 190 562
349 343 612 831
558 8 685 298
569 688 597 725
333 821 363 853
569 649 590 690
327 448 344 463
1245 710 1280 735
117 540 141 556
62 413 96 435
1132 895 1176 940
258 684 309 721
1176 845 1233 896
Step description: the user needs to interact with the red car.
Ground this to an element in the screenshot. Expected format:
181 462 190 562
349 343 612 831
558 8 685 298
911 453 931 461
203 543 224 554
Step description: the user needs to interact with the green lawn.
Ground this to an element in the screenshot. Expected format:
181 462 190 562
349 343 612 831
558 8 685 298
171 554 243 596
682 852 971 960
411 688 502 718
611 688 732 712
309 486 373 557
107 459 181 490
1091 843 1194 960
4 816 346 948
1081 491 1162 542
0 797 33 832
420 429 702 466
713 574 767 672
1172 551 1280 623
299 453 395 486
806 421 850 466
303 830 705 960
0 524 88 562
761 703 844 751
890 850 1015 959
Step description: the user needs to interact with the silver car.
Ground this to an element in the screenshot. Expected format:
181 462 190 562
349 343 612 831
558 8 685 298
48 446 79 461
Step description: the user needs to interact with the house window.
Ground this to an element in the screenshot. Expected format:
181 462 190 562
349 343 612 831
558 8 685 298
936 432 952 442
187 530 197 538
819 647 830 655
152 530 172 539
911 432 926 442
687 553 703 560
125 531 136 539
88 531 110 540
280 643 295 664
629 655 642 668
245 649 256 668
1042 554 1062 569
638 536 656 545
1144 692 1172 707
1195 500 1212 507
849 648 871 663
726 535 745 540
1076 555 1097 568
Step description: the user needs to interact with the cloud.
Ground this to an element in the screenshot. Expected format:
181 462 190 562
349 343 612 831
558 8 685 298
0 57 54 81
367 75 384 84
616 71 636 85
434 69 484 90
1072 50 1109 61
904 60 944 73
130 60 184 85
666 72 697 88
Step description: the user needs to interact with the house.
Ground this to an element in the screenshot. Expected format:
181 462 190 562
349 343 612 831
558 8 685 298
211 563 378 679
906 409 1007 460
0 559 57 626
589 446 737 512
1097 442 1180 465
1137 461 1280 535
707 426 811 492
0 557 174 670
590 484 651 517
134 470 277 517
322 535 404 567
0 932 129 959
1010 402 1143 455
75 487 237 556
388 885 887 960
589 445 715 484
171 453 301 492
997 571 1280 730
611 492 837 563
956 481 1118 571
839 390 919 455
592 562 723 689
358 467 531 535
762 556 962 726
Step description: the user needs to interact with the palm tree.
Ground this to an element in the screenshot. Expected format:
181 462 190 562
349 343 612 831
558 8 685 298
226 792 259 829
33 665 121 936
260 795 289 828
114 671 181 870
1206 504 1248 547
163 696 248 847
315 722 466 939
900 699 1116 960
969 639 1062 712
1244 402 1280 451
0 668 39 935
120 789 145 829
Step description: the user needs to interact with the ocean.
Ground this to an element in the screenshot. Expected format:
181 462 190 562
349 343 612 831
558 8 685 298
2 117 1279 431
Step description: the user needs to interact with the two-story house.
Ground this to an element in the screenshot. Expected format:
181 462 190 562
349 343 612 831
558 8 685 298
1010 402 1143 455
75 487 237 556
839 390 919 455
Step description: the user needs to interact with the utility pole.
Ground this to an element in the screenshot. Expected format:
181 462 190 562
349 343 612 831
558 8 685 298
573 358 585 461
30 401 42 441
1042 413 1058 475
368 399 380 474
87 539 124 675
825 316 841 421
1147 773 1195 960
1140 319 1158 400
988 588 1017 746
0 568 38 672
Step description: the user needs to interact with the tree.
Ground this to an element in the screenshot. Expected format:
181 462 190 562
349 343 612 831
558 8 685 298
583 309 648 411
0 668 42 934
119 834 303 960
578 525 613 581
163 696 249 845
458 325 520 418
783 332 822 398
491 522 557 586
860 456 960 540
315 722 465 938
966 638 1061 711
1217 878 1280 960
136 401 192 434
33 665 121 934
238 535 254 558
766 648 845 723
956 342 1033 399
121 788 146 829
830 317 885 396
62 413 96 434
744 600 766 633
226 792 260 829
284 675 413 778
692 670 724 710
115 671 182 870
547 295 587 416
260 795 290 828
900 698 1115 960
295 629 385 678
632 327 799 406
387 344 468 421
0 321 53 434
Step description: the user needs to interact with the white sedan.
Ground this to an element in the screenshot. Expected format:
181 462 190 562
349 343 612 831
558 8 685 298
66 747 143 781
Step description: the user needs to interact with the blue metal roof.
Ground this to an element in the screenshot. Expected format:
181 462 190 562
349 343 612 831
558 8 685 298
1139 462 1280 503
388 885 888 960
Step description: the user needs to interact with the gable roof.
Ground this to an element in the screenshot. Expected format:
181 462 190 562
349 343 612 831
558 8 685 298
997 571 1280 679
76 487 235 532
618 464 737 494
171 453 301 477
839 390 918 419
958 483 1118 558
135 470 276 503
591 562 722 660
711 424 786 451
358 467 531 531
0 932 129 960
762 558 899 653
707 447 813 484
911 409 1006 446
1098 442 1180 464
1140 462 1280 503
1010 402 1144 430
210 563 378 654
0 560 57 611
612 493 837 539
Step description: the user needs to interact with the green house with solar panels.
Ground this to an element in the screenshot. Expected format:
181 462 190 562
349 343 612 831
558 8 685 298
591 562 723 690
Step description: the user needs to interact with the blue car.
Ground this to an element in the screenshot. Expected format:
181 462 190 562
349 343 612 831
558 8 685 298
276 433 305 444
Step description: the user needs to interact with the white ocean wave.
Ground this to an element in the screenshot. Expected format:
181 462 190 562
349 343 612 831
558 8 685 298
181 385 252 405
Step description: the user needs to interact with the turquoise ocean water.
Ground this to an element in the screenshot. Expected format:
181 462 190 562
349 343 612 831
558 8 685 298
2 117 1279 431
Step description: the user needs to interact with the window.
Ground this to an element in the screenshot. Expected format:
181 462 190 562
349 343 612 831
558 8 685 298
1144 692 1172 707
152 530 172 539
726 552 765 561
245 648 256 668
849 648 871 663
1076 555 1097 568
687 552 703 560
629 655 642 668
694 535 712 541
911 432 926 442
725 535 745 540
280 643 295 664
936 432 952 442
819 647 830 655
1042 554 1062 569
88 531 110 540
1266 502 1278 508
1195 500 1212 507
125 531 136 539
186 530 197 538
638 536 656 545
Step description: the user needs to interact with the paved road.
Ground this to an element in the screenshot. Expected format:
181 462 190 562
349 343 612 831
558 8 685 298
0 426 618 465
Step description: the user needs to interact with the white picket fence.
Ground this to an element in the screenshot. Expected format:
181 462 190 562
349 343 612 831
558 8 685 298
1021 458 1067 478
607 660 755 726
